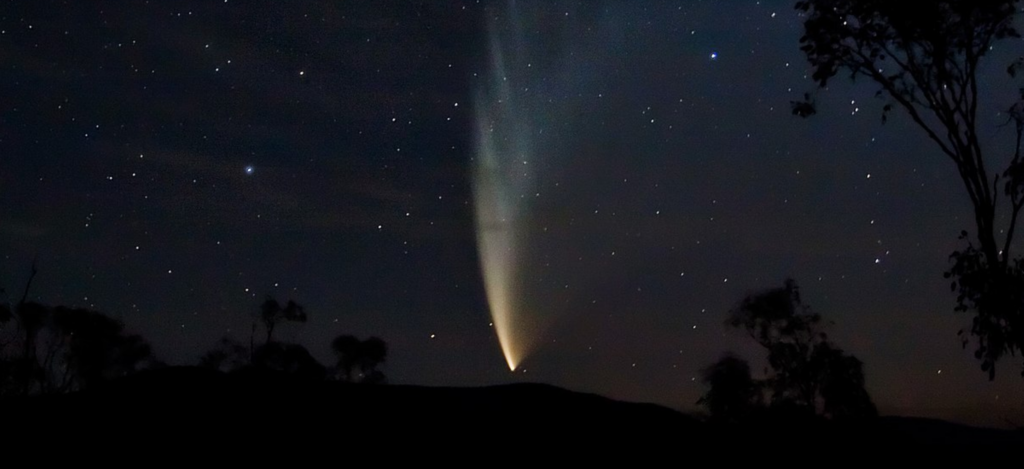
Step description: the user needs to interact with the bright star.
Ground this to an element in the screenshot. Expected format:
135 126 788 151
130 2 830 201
244 165 254 175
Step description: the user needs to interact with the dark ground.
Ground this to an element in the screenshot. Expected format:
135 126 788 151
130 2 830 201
3 367 1021 459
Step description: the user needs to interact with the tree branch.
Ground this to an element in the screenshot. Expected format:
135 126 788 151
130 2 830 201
1002 123 1024 259
18 259 37 306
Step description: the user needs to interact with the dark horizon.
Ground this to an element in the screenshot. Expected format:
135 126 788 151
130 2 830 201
2 0 1023 429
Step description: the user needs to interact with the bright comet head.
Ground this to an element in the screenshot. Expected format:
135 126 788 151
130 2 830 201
473 137 526 372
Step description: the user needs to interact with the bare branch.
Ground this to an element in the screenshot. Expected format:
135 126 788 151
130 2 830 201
18 258 37 306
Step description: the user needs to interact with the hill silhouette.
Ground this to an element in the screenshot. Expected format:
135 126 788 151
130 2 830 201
3 367 1021 458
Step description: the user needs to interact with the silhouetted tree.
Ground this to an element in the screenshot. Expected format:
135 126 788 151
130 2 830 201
260 296 306 345
792 0 1024 378
703 280 877 421
330 335 387 384
199 299 389 384
204 297 321 378
0 301 160 395
52 306 157 390
697 354 761 423
814 342 877 419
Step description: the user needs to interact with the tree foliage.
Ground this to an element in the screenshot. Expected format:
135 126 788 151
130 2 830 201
792 0 1024 378
946 230 1024 378
700 280 877 421
697 354 760 423
260 296 307 345
199 297 388 384
0 301 160 395
202 296 320 379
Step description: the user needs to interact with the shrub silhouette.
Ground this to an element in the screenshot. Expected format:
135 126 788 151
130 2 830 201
251 341 325 381
199 337 251 373
697 354 760 423
330 335 387 384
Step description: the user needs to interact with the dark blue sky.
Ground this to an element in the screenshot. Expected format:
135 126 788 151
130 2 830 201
2 0 1022 426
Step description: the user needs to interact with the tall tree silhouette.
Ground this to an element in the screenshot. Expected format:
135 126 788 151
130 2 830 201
700 280 876 421
260 296 306 345
792 0 1024 378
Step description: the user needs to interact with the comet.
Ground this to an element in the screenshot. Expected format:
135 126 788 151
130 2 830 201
472 1 611 371
472 2 543 372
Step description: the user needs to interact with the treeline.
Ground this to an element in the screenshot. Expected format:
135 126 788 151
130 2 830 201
0 283 386 396
2 272 878 428
200 296 387 384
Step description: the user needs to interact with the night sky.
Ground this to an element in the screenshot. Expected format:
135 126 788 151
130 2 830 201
3 0 1023 427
